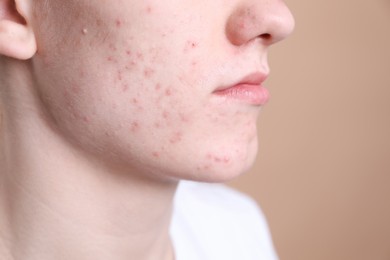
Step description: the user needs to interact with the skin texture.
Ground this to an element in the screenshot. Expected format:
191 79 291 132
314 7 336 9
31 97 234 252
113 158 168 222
0 0 294 259
30 0 294 182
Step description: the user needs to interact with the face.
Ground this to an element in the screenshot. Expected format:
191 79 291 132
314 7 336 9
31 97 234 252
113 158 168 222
30 0 294 182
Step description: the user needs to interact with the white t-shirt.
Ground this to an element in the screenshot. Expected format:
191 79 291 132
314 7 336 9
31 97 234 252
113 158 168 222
170 181 279 260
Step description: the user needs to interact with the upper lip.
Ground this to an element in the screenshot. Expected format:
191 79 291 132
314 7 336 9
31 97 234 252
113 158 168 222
213 72 269 93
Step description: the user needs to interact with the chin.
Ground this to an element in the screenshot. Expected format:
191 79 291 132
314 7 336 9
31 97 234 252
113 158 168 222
179 140 259 183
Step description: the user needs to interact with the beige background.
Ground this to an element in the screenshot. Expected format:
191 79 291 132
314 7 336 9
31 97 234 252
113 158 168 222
229 0 390 259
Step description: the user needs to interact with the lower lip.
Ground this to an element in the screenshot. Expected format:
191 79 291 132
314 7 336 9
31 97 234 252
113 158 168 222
213 84 270 105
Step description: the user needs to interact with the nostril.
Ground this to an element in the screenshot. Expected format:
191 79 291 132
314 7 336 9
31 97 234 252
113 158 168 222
260 33 272 40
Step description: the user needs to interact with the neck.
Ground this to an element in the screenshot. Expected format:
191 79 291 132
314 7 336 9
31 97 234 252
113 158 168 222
0 62 177 260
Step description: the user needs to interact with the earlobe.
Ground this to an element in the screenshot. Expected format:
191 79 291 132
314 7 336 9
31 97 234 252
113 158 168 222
0 0 37 60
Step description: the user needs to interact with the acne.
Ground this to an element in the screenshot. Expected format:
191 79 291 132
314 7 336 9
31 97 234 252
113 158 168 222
184 40 199 52
115 19 123 28
107 56 117 63
136 52 144 61
169 132 183 144
117 70 123 81
143 67 155 78
206 153 231 164
130 121 140 133
145 5 153 14
162 111 170 119
165 88 172 96
122 84 129 92
82 116 90 124
109 43 118 52
179 113 190 123
197 164 211 172
152 151 160 158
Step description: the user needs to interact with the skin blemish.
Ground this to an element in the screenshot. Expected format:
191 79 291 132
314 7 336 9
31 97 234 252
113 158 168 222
155 83 161 91
107 56 117 63
169 132 183 144
152 151 160 158
154 122 161 128
122 84 129 92
146 5 153 14
190 41 198 48
79 70 85 78
206 153 231 164
130 121 140 132
197 164 211 171
117 71 123 81
82 116 90 123
162 111 170 119
109 43 117 52
136 52 144 61
165 88 172 96
143 67 155 78
82 28 88 35
179 113 190 123
126 50 132 56
115 19 122 28
132 98 139 105
184 40 199 52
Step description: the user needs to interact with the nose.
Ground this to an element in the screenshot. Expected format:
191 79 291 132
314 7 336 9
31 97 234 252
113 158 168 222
226 0 295 46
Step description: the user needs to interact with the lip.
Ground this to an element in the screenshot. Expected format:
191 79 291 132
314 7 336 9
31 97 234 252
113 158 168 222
213 72 270 106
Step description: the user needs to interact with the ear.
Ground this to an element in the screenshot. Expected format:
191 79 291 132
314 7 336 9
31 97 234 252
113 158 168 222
0 0 36 60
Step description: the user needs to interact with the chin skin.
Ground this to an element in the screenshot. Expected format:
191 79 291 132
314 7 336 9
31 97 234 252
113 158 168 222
187 136 259 183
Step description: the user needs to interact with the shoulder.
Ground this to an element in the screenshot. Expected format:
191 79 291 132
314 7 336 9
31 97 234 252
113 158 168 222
170 181 279 260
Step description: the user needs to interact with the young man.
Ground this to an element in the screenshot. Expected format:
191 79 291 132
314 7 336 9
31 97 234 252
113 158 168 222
0 0 294 259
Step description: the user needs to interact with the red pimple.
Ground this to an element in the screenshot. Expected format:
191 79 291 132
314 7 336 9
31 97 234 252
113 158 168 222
136 52 144 60
79 70 85 78
96 19 103 27
152 151 160 158
126 50 132 56
239 21 246 29
122 84 129 92
190 41 198 48
143 67 155 78
179 113 190 123
132 98 139 104
169 132 183 144
107 56 117 63
109 43 117 51
146 5 153 13
117 71 123 81
130 121 140 132
162 111 170 119
82 116 90 123
115 19 122 28
165 88 172 96
184 40 199 52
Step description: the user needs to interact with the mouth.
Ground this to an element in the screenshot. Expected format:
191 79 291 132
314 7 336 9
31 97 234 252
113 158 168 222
213 72 270 106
